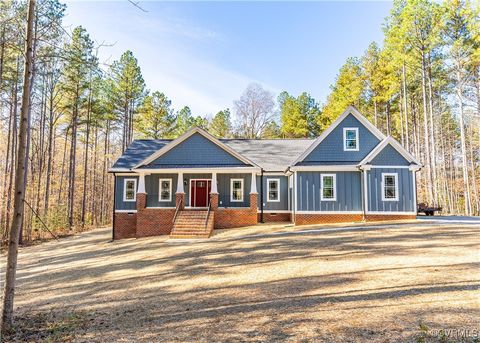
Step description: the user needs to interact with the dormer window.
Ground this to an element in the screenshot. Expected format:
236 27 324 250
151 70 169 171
343 128 359 151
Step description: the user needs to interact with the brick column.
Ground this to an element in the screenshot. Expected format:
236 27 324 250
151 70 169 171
176 193 185 210
210 193 219 210
137 193 146 210
249 193 258 212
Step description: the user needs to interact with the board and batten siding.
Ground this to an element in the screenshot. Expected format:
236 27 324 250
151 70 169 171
257 175 289 211
370 144 410 166
145 133 248 168
296 171 362 211
298 114 380 165
115 175 138 211
145 174 178 208
218 173 251 208
367 168 415 212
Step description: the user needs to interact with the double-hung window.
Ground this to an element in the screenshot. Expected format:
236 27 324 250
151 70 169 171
123 178 137 202
267 179 280 202
382 173 398 201
343 128 359 151
230 179 244 202
159 178 172 202
321 174 336 201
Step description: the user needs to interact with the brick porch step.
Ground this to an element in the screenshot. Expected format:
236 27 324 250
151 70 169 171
170 210 214 239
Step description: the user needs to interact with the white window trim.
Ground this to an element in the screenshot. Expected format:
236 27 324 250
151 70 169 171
267 178 281 203
158 178 172 202
343 127 359 151
230 178 244 202
123 178 137 202
381 173 399 201
320 174 337 201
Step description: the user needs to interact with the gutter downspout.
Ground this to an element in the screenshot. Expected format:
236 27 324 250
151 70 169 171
112 173 116 241
260 169 264 223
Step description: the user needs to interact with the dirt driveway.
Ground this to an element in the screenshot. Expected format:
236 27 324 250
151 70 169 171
2 219 480 342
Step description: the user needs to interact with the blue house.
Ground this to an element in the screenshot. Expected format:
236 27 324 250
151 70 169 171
110 106 421 239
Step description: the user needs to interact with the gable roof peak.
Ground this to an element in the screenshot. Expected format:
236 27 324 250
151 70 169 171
291 106 386 166
359 136 422 166
133 126 259 169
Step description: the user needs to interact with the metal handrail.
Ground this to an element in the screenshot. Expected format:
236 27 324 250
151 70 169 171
205 200 212 230
173 198 182 223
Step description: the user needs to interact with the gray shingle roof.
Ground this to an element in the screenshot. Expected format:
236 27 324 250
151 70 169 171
221 139 314 171
111 138 314 172
111 139 172 169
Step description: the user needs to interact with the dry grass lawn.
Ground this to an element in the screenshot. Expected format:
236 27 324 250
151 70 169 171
1 220 479 342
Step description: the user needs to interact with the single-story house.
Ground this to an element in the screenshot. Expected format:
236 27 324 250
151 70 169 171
109 106 421 239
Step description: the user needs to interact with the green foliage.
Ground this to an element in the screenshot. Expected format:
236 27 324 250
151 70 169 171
280 92 321 138
209 109 232 138
262 121 282 138
136 91 175 139
321 57 364 127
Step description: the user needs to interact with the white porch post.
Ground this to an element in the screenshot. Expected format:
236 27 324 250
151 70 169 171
137 172 146 194
250 172 257 194
211 172 218 193
176 172 184 193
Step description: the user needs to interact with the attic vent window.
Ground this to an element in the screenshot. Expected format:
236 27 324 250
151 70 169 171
343 128 359 151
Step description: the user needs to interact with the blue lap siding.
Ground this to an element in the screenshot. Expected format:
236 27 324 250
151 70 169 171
367 168 414 212
145 133 249 168
218 173 252 207
115 175 138 211
296 171 362 211
370 144 410 166
257 175 289 211
298 114 381 165
145 174 178 207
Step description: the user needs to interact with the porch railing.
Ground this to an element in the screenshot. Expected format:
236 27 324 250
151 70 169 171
205 200 212 230
173 198 182 223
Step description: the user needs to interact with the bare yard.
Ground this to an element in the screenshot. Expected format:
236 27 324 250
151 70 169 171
2 219 479 342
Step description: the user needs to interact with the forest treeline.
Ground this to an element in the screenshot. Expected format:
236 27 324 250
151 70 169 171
0 0 479 243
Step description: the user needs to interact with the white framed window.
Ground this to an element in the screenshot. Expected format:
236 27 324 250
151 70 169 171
321 174 336 201
230 178 244 202
159 178 172 202
343 127 359 151
123 178 137 202
267 178 280 202
382 173 399 201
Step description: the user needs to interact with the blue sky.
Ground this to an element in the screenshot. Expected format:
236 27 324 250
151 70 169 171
64 1 392 117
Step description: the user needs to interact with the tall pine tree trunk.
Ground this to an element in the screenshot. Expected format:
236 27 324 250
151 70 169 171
1 0 35 331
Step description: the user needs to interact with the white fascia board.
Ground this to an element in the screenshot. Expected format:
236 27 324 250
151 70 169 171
109 168 133 173
134 127 259 168
359 136 422 166
290 165 359 172
292 106 386 166
132 167 261 174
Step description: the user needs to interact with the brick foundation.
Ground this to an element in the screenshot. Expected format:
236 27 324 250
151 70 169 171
295 213 363 225
136 208 175 237
365 214 416 222
114 212 137 239
258 212 292 223
214 193 258 229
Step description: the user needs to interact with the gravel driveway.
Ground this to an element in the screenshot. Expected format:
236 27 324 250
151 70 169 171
2 218 480 342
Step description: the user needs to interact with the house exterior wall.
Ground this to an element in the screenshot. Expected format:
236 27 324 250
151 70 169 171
115 175 138 211
298 114 380 165
145 133 248 168
218 173 252 208
367 168 415 212
370 144 410 166
296 171 362 212
257 175 289 211
145 173 178 208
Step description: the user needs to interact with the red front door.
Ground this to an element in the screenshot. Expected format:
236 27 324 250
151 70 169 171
190 180 211 207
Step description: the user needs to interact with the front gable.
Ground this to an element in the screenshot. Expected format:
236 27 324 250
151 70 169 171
370 143 410 166
141 132 251 168
296 110 383 165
